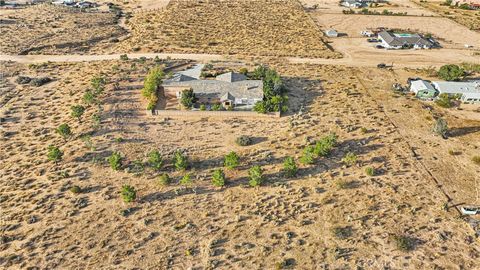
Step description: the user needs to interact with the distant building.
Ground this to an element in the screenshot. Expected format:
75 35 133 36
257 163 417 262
341 0 365 8
409 80 437 99
162 66 263 110
378 31 434 49
451 0 480 8
432 81 480 104
325 29 338 38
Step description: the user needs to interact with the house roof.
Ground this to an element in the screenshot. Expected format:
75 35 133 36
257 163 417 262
410 80 436 93
216 72 247 82
432 81 480 95
378 31 433 47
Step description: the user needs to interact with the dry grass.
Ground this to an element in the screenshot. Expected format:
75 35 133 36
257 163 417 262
117 0 339 58
412 0 480 31
0 5 126 55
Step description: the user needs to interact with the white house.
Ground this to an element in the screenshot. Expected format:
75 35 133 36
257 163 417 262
409 80 437 99
378 31 434 50
341 0 365 8
432 81 480 104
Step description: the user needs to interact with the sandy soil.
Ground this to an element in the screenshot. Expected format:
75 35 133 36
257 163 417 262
1 58 479 269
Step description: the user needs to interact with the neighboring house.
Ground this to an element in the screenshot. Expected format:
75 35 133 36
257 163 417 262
409 80 437 99
325 29 338 38
451 0 480 8
378 31 434 49
432 81 480 104
162 68 263 110
341 0 365 8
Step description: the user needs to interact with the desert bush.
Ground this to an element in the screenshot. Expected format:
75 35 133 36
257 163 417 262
335 179 350 189
47 145 63 163
56 123 72 140
300 146 315 165
435 93 454 108
108 152 122 171
200 104 206 111
174 150 188 171
120 54 129 61
71 105 85 121
180 88 197 109
393 234 416 251
248 165 263 187
148 150 163 171
30 77 51 87
83 90 96 105
342 152 357 166
91 76 106 94
15 76 31 84
212 169 226 187
211 103 222 111
180 173 193 186
437 64 465 81
365 167 375 176
235 135 252 146
158 173 171 186
433 118 448 138
92 114 101 127
314 133 338 157
121 185 136 203
472 156 480 165
283 156 298 177
332 226 352 239
70 185 81 194
224 151 240 169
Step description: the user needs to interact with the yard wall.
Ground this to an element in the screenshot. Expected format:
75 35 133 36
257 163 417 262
146 110 280 118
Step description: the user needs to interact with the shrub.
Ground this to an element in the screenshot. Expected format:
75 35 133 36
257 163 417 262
70 185 81 194
248 165 263 187
393 235 416 251
15 76 31 84
335 179 350 189
365 167 375 176
300 146 315 165
235 135 252 146
313 133 338 157
56 123 72 140
435 93 454 108
158 173 171 186
121 185 136 203
433 118 448 138
71 105 85 121
472 156 480 165
108 152 122 171
333 226 352 239
437 64 465 81
239 67 248 75
148 150 163 171
120 54 129 61
180 88 197 109
174 150 188 171
47 145 63 163
224 151 240 169
199 104 206 111
180 173 193 186
92 114 101 127
142 66 164 109
283 156 298 177
212 169 226 187
342 152 357 166
211 103 222 111
83 90 96 105
91 76 106 95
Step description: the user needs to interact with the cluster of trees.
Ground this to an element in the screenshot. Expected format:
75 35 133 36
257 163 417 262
142 66 164 110
343 8 407 16
252 66 289 114
437 64 465 81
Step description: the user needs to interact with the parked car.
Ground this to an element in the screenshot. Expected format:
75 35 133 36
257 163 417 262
377 63 387 69
375 44 384 49
461 206 480 215
367 38 379 43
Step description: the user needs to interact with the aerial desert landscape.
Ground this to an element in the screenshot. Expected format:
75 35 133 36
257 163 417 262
1 0 480 269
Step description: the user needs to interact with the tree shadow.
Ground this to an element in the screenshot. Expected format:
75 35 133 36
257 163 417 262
449 126 480 137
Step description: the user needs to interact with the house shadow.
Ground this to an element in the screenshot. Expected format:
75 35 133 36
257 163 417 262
449 126 480 137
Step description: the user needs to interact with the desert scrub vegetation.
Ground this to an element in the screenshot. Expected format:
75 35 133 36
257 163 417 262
472 156 480 165
47 145 63 163
235 135 253 146
108 152 123 171
283 156 298 177
314 133 338 157
224 151 240 170
180 173 193 186
174 151 188 171
212 169 226 187
121 185 136 203
248 165 264 187
300 146 316 165
158 173 171 186
342 152 358 166
332 226 353 240
392 234 416 251
433 118 448 138
365 167 376 176
70 185 82 194
180 88 198 109
142 66 164 110
71 105 86 122
119 0 337 58
148 150 163 171
56 123 72 140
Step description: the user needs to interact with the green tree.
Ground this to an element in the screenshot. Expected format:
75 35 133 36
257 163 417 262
283 156 298 177
437 64 465 81
148 150 163 171
248 165 263 187
121 185 136 203
91 76 106 94
71 105 85 121
158 173 171 186
142 66 164 109
212 169 226 187
435 93 454 108
56 123 72 140
180 173 193 186
174 150 188 171
433 118 448 138
83 90 96 105
108 152 122 171
300 146 316 165
224 151 240 169
47 145 63 163
180 88 197 109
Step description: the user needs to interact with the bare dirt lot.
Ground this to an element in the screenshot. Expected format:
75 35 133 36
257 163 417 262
116 0 339 58
412 0 480 31
0 4 126 55
1 58 479 269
